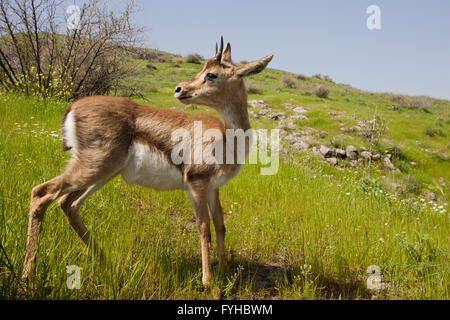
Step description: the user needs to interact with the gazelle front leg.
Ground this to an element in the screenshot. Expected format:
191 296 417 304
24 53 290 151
208 189 226 266
188 181 212 287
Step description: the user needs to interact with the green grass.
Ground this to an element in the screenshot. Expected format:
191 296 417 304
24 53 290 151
0 55 449 299
0 93 448 300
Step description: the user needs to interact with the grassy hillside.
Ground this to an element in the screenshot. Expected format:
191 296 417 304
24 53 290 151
0 50 448 299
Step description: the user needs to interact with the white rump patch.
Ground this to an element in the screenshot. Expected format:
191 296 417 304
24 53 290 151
63 111 78 156
122 143 185 191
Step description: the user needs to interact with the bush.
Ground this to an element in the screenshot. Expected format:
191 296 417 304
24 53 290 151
312 74 323 80
358 177 385 194
322 74 334 83
171 60 182 68
295 74 308 80
186 53 203 64
393 159 410 173
386 145 408 160
431 152 450 162
425 127 445 138
146 63 158 70
281 75 298 89
312 85 330 98
157 55 173 63
408 96 432 111
402 175 421 195
392 95 432 112
246 81 263 94
391 94 407 104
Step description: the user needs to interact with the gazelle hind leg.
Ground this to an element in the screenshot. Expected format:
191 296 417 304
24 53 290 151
58 178 112 256
208 189 226 266
21 173 82 281
21 161 120 281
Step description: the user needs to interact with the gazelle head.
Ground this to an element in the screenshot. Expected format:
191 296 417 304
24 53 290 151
174 37 274 109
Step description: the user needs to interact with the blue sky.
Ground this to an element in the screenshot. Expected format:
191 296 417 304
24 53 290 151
130 0 449 100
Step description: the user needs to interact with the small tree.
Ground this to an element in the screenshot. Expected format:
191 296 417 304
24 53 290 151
360 108 387 177
0 0 144 98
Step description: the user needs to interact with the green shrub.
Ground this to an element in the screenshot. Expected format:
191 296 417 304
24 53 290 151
386 145 408 160
322 74 334 82
295 73 308 80
312 85 329 98
246 80 263 94
185 53 203 64
402 174 422 195
146 63 158 70
408 96 432 111
425 127 445 138
281 75 298 89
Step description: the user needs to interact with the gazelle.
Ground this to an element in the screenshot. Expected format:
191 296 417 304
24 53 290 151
21 37 274 287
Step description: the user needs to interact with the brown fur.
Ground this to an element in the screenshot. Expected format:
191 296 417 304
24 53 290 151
21 41 273 287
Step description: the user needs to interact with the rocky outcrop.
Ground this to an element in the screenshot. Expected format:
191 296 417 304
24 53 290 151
268 112 286 121
249 100 269 108
346 145 358 160
320 146 334 158
336 148 346 159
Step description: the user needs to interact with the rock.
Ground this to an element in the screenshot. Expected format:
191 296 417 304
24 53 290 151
427 192 437 202
249 100 268 108
385 153 392 159
329 112 337 116
326 157 338 166
336 148 346 159
284 132 313 147
293 141 309 151
410 161 417 166
268 112 286 120
293 106 308 113
346 145 358 153
284 104 308 112
258 109 270 116
320 145 334 158
248 111 257 118
361 151 372 160
291 114 308 120
372 153 381 161
439 177 446 187
312 147 322 158
383 156 396 170
346 145 358 160
278 120 296 130
349 160 358 167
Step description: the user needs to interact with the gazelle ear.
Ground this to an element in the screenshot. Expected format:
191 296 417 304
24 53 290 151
235 54 274 78
221 42 232 63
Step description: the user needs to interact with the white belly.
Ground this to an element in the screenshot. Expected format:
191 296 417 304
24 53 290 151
121 143 185 191
210 165 243 190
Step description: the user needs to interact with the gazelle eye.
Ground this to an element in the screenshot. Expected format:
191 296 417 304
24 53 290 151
206 73 218 80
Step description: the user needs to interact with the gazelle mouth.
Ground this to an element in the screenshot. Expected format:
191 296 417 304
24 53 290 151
177 96 192 100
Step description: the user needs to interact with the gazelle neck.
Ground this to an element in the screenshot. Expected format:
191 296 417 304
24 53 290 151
217 84 251 131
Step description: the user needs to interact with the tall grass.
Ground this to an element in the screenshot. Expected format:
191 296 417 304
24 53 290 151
0 93 448 299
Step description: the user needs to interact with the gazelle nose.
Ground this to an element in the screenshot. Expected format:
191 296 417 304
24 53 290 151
175 87 182 93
